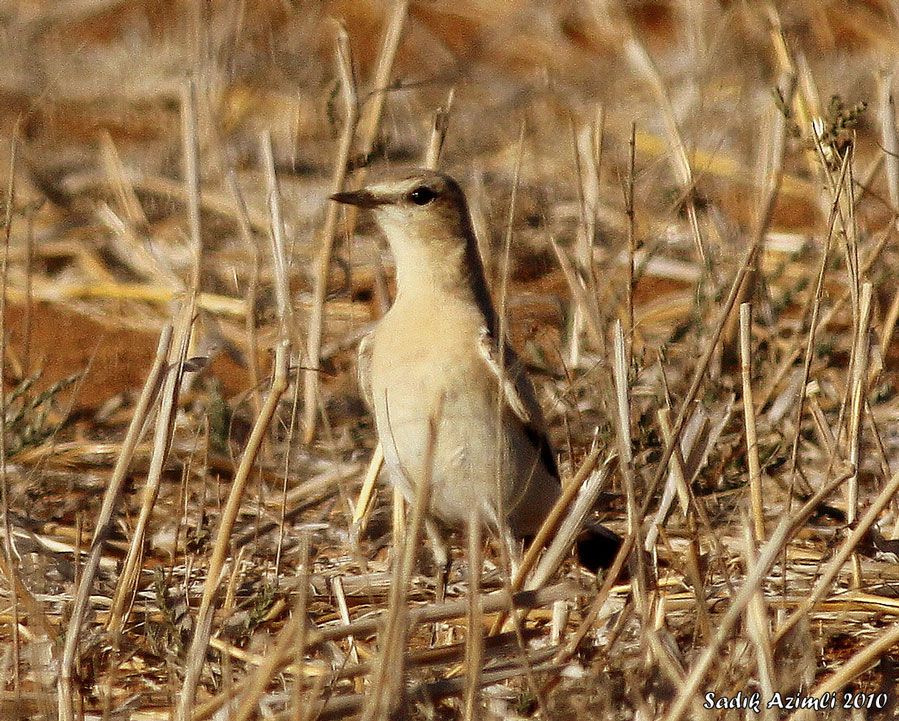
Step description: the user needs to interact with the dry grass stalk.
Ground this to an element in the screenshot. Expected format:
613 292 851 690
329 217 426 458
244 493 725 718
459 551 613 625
644 408 690 552
623 122 636 363
361 402 437 721
568 108 603 366
622 35 707 268
225 169 262 414
0 120 20 697
611 321 648 616
303 26 359 446
774 465 899 645
463 510 483 721
551 238 605 350
57 323 173 721
260 130 294 336
107 80 205 634
739 303 765 541
724 71 795 352
425 88 455 171
177 340 290 720
106 301 194 635
330 574 361 691
350 442 383 540
785 150 851 496
640 75 793 518
289 533 313 717
663 466 854 721
487 446 601 635
527 455 615 592
879 70 899 210
846 281 873 588
740 520 776 721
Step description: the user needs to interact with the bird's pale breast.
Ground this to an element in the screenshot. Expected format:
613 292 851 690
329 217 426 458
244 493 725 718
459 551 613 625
369 299 557 534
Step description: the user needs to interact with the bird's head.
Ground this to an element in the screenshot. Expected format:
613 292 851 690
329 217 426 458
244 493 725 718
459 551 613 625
332 168 495 321
331 169 473 257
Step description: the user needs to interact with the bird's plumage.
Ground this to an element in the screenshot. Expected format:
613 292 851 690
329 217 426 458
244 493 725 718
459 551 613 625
337 169 619 569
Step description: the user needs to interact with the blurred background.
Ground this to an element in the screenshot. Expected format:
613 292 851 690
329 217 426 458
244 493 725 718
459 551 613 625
2 2 899 719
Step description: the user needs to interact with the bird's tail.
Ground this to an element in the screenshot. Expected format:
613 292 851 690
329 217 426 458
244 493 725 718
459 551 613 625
575 521 623 572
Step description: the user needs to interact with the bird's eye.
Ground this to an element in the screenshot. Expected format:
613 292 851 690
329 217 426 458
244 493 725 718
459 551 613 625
408 186 437 205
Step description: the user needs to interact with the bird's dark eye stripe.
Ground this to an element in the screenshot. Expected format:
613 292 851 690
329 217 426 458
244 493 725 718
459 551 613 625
408 186 437 205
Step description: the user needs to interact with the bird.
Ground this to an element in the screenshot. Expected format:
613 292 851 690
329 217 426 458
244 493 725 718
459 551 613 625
331 169 621 575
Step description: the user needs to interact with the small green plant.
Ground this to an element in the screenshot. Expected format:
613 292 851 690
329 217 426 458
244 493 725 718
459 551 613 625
4 371 78 457
817 95 867 159
150 567 192 654
774 90 867 169
205 378 231 456
245 579 278 633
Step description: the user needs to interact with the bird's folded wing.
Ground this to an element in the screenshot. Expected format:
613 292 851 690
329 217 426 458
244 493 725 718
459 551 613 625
357 330 375 409
476 326 559 477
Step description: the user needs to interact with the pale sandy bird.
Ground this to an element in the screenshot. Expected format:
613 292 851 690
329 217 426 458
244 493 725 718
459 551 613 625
332 169 619 572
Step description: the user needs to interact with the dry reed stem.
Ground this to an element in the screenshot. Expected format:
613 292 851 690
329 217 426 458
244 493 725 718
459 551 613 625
550 238 605 350
740 519 777 721
622 35 707 268
528 455 615 591
107 79 204 634
663 466 854 721
740 303 765 542
785 150 851 495
612 320 648 616
289 533 312 716
351 442 383 536
330 575 361 691
362 400 437 721
774 464 899 645
106 301 194 635
879 70 899 210
724 71 794 352
624 122 636 364
260 130 294 336
644 408 690 552
305 5 411 444
568 108 603 366
0 121 19 697
303 26 359 445
10 279 246 316
425 88 455 171
639 76 793 519
57 323 173 721
882 283 899 360
177 339 290 721
463 510 483 721
846 282 873 588
225 169 262 414
487 445 602 634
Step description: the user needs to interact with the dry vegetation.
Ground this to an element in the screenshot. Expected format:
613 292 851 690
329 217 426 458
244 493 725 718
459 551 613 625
1 1 899 719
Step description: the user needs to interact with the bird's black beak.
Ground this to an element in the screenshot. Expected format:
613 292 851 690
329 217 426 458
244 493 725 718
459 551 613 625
330 189 384 208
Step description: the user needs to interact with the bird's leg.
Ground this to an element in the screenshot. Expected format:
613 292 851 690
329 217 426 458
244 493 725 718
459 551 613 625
426 518 451 603
502 524 523 579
